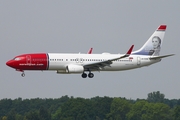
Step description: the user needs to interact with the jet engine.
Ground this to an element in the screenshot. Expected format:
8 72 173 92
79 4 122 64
66 64 84 73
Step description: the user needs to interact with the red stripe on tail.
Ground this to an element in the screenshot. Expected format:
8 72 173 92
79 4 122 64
158 25 166 31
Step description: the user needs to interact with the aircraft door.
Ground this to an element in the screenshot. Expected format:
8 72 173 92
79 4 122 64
76 58 79 63
26 55 31 65
76 58 83 63
137 57 141 65
80 58 83 63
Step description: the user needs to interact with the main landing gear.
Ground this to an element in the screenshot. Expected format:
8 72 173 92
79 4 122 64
81 72 94 78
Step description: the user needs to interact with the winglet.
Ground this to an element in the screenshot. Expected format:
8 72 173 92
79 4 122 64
119 45 134 59
126 45 134 55
87 48 93 54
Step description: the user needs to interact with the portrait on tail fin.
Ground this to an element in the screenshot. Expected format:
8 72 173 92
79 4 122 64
132 25 166 56
149 36 161 56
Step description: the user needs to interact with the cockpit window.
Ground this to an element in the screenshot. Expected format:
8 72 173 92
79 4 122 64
14 57 21 61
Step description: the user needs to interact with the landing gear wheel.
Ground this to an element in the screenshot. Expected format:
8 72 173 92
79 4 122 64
82 73 87 78
88 73 94 78
21 73 25 77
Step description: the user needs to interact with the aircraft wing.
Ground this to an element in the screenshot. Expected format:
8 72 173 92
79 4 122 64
83 45 134 71
149 54 175 60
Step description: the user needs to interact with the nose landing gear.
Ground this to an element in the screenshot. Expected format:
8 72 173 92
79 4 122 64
21 72 25 77
16 69 25 77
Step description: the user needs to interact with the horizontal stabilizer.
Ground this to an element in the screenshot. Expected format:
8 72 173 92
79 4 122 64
150 54 175 60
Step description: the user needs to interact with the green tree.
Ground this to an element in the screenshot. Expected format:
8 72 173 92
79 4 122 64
0 95 180 120
107 97 131 120
7 109 16 120
173 106 180 120
91 96 113 119
126 100 148 120
1 116 7 120
0 99 12 117
39 106 51 120
147 91 165 103
15 114 24 120
59 98 93 120
25 111 39 120
141 103 171 120
127 100 171 120
51 108 62 120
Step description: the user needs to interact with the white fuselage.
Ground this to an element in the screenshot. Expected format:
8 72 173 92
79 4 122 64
48 53 160 72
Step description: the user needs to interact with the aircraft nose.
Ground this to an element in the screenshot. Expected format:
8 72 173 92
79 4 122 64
6 60 15 68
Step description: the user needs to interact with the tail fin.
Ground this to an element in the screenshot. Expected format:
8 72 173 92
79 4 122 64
132 25 166 56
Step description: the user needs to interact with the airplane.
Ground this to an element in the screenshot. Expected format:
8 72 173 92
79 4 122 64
6 25 174 78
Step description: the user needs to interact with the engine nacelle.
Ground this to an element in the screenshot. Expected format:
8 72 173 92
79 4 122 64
66 64 84 73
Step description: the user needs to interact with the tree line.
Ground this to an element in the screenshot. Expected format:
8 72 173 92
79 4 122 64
0 91 180 120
